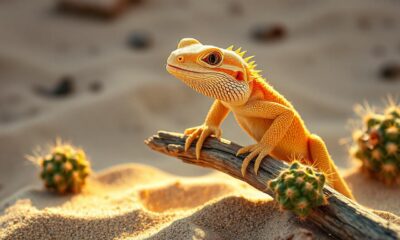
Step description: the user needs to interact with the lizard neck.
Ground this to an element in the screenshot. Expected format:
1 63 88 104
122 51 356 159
225 73 293 109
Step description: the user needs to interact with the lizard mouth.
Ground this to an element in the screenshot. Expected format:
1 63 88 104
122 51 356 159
166 64 202 74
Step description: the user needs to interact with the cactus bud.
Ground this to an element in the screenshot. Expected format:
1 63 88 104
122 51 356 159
386 142 398 155
368 129 380 147
63 161 73 171
371 149 382 160
386 126 398 140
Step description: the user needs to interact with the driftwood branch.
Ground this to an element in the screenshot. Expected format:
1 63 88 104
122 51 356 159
145 131 400 240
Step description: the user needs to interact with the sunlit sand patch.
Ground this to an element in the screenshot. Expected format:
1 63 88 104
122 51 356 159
138 181 235 213
0 164 323 239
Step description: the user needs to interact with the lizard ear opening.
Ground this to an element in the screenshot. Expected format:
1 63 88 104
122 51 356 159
178 38 201 49
235 71 245 81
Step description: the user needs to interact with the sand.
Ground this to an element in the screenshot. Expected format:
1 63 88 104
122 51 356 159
0 0 400 238
0 164 331 239
1 164 399 239
1 0 400 200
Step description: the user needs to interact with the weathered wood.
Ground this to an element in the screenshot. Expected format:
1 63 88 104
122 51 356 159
145 131 400 240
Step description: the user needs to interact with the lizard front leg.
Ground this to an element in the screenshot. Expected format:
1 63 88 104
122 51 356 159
185 100 230 159
235 101 294 175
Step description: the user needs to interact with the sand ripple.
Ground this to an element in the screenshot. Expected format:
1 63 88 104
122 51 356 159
0 164 328 240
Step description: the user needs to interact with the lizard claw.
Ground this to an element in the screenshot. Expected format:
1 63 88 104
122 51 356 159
254 150 269 174
184 127 199 135
236 143 271 176
184 128 202 152
236 144 257 156
184 125 222 159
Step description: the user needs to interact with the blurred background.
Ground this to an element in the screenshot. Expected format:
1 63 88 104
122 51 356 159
0 0 399 200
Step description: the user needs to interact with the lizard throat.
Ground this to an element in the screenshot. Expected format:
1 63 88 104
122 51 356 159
168 65 250 103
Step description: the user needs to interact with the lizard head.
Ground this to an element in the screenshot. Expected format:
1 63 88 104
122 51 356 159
166 38 262 104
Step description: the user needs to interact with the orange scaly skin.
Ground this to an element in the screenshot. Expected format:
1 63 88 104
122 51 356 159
166 38 354 199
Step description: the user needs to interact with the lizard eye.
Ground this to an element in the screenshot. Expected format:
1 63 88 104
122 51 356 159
202 51 222 66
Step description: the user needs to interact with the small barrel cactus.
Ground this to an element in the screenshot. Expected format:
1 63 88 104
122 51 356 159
350 101 400 185
268 161 327 218
35 141 91 194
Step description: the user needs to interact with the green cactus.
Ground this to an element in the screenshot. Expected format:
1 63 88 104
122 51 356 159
268 161 327 218
351 102 400 185
36 142 91 194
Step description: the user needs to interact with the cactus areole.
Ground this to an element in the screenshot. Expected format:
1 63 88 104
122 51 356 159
268 161 327 218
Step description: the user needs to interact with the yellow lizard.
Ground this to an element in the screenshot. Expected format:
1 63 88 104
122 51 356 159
166 38 354 199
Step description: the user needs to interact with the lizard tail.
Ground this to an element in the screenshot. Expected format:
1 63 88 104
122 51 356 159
308 134 355 200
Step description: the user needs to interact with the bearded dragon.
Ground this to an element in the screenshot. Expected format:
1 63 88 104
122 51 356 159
166 38 354 199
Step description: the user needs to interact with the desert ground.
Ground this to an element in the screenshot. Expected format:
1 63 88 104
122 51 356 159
0 0 400 239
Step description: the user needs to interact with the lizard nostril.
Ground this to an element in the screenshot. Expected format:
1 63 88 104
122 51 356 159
177 56 184 63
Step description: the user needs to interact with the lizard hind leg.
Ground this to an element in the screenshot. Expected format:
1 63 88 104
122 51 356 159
308 134 355 200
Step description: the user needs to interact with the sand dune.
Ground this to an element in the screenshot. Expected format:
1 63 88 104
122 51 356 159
0 164 329 239
1 0 400 200
1 164 399 240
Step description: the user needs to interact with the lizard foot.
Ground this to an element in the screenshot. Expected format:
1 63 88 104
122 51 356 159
236 143 272 176
184 125 222 159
